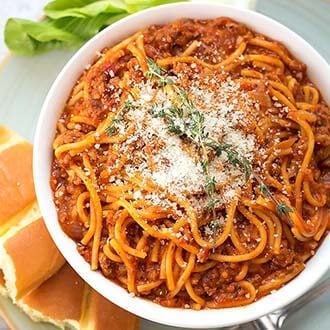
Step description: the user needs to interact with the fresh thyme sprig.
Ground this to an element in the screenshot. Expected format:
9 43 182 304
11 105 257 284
205 139 252 181
205 176 216 195
205 176 219 214
276 202 293 217
258 180 292 216
207 134 292 218
149 86 219 217
145 57 292 220
145 58 174 87
105 100 135 136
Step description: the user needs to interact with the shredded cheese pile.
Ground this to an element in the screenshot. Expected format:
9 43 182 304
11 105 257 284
107 67 260 216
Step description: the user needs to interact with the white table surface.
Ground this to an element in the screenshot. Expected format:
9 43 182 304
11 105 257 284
1 4 46 328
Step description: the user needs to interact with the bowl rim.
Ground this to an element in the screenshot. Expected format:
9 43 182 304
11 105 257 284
33 2 330 328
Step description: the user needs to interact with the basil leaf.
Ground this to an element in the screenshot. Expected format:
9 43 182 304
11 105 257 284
49 14 117 40
44 0 126 19
4 18 83 55
4 0 188 56
125 0 187 13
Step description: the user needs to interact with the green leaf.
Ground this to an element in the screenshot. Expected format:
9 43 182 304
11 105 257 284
49 13 120 40
104 12 129 25
125 0 188 13
123 100 135 111
44 0 126 19
206 198 219 211
205 176 216 196
4 18 82 55
276 202 293 217
105 123 117 136
189 110 205 139
4 0 189 56
200 158 209 173
145 57 175 86
259 182 271 197
5 13 128 55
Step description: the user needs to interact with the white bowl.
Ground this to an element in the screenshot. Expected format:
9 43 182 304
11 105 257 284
33 2 330 328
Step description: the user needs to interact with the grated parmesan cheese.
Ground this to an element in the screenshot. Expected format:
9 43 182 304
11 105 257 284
106 67 259 221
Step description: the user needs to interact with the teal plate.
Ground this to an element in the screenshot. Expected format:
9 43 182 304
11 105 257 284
0 0 329 329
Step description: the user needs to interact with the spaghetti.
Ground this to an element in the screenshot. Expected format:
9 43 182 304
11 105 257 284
51 17 330 309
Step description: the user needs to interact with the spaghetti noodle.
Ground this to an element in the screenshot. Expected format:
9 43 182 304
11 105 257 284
51 17 330 309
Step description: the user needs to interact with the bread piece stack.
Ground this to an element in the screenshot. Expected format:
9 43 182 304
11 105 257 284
0 126 139 330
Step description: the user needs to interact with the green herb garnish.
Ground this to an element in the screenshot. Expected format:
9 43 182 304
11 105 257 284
257 178 293 218
276 202 293 217
105 100 134 136
205 176 216 196
206 199 219 212
4 0 187 56
205 140 252 182
145 58 174 86
145 57 293 224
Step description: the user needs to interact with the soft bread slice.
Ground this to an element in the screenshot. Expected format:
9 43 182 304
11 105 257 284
0 269 7 297
0 125 25 152
18 264 84 330
17 265 140 330
80 286 140 330
0 126 139 329
0 141 35 232
0 216 65 299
